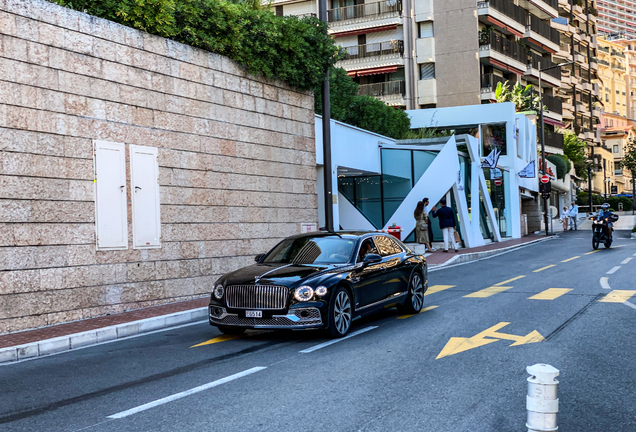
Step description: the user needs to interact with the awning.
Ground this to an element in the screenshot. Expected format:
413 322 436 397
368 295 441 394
543 118 565 128
350 66 398 77
333 25 398 38
486 16 523 37
489 58 525 76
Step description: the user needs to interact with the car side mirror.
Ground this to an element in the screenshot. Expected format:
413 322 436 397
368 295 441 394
362 253 382 266
254 254 265 263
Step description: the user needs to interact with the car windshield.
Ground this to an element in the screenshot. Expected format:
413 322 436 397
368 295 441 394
263 236 356 264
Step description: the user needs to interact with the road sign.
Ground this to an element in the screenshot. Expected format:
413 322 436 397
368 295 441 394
436 322 544 359
541 175 550 184
494 179 502 186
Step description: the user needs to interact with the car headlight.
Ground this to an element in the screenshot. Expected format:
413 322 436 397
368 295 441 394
294 286 314 302
213 284 224 299
315 286 328 297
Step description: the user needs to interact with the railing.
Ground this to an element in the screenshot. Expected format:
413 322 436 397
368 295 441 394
537 0 558 11
528 14 560 45
542 93 563 114
327 0 401 23
341 40 404 60
611 49 625 58
544 132 564 149
529 52 561 79
357 80 405 97
598 45 610 53
481 31 525 63
480 73 508 92
598 58 610 66
615 64 626 71
481 0 527 26
296 13 317 18
559 43 570 53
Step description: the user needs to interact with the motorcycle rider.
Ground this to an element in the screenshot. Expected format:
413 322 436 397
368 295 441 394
597 203 615 232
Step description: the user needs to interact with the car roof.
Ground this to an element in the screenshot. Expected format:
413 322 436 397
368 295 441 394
285 231 391 240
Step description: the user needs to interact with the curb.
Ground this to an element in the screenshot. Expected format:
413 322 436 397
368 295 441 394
429 236 554 271
0 307 208 364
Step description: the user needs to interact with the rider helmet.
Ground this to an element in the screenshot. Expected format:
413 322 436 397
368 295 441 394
601 203 610 210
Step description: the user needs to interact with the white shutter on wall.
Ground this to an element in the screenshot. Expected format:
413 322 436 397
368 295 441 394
130 145 161 249
419 21 433 38
94 140 128 250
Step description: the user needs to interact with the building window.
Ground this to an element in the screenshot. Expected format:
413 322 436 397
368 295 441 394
420 63 435 80
419 21 433 38
614 145 619 153
275 5 283 16
481 123 507 156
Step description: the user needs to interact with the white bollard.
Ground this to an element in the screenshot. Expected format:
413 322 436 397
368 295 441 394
526 364 559 432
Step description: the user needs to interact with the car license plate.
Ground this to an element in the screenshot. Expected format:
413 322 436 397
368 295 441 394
246 310 262 318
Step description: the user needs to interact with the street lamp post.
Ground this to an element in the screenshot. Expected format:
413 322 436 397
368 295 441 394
319 0 334 232
538 60 574 236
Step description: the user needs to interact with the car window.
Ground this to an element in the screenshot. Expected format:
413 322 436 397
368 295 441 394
356 238 378 263
263 237 356 264
373 235 403 256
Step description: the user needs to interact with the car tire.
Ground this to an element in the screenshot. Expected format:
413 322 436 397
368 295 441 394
397 272 425 315
328 287 353 338
218 326 246 335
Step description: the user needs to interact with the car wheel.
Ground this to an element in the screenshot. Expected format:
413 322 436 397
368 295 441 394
218 326 246 335
328 287 352 338
398 272 425 315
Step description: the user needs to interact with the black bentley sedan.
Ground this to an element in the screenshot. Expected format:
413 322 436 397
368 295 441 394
208 231 428 338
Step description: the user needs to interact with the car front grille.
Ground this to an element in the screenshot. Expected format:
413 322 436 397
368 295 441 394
225 285 288 310
209 307 322 328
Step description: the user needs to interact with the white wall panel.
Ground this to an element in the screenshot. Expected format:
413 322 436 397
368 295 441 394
130 145 162 249
94 140 128 250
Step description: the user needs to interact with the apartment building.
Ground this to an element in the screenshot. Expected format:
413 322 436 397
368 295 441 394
597 36 629 117
596 0 636 38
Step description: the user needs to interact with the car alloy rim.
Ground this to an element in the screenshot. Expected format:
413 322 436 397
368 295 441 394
334 291 352 334
411 274 424 311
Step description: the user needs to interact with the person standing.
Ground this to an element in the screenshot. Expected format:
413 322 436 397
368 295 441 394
414 201 433 252
561 206 569 231
422 197 436 251
568 203 578 231
431 197 458 253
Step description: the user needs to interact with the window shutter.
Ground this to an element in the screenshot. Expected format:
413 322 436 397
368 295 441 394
419 21 433 38
420 63 435 80
94 140 128 250
130 145 161 249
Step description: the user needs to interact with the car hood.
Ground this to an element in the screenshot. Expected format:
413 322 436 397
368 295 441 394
223 263 343 288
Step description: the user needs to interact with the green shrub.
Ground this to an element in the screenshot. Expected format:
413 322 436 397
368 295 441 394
632 224 636 233
546 154 568 180
49 0 339 91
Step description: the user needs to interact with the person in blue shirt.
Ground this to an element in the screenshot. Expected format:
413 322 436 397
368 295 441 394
431 197 458 253
597 203 615 230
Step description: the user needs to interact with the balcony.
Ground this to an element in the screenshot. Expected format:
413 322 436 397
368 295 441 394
523 14 560 53
518 0 558 19
327 0 402 35
338 40 404 71
544 131 564 150
542 93 563 115
477 0 527 37
526 52 562 88
358 80 406 106
479 31 528 75
480 73 508 100
556 43 572 60
598 45 610 53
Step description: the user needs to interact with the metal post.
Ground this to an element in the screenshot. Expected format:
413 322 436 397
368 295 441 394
589 145 594 214
633 176 635 215
539 64 549 237
526 364 560 432
319 0 334 232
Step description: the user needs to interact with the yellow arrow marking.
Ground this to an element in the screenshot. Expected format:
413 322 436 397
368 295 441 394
599 290 636 303
533 265 556 273
190 334 243 348
425 285 455 296
494 275 525 286
436 322 544 359
464 286 512 298
528 288 573 300
397 305 438 319
562 256 580 263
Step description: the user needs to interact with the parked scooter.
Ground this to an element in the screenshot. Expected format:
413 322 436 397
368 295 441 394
590 210 619 250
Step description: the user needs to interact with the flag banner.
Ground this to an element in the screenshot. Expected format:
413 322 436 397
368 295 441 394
490 168 503 179
519 160 536 178
481 148 501 169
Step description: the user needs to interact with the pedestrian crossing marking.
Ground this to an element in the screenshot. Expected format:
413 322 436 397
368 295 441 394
494 275 525 286
533 265 556 273
561 256 580 263
528 288 573 300
190 334 243 348
397 305 438 319
424 285 455 296
464 286 512 298
599 290 636 303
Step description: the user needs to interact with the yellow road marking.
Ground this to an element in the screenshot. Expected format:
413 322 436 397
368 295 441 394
397 305 438 319
464 286 512 298
436 322 544 359
528 288 573 300
599 290 636 303
424 285 455 296
494 275 525 286
190 334 243 348
533 265 556 273
615 245 626 248
585 250 600 255
561 256 580 263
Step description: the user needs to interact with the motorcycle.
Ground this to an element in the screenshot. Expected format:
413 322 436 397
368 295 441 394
590 213 620 250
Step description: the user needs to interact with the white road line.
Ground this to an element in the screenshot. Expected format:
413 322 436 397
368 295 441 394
600 277 611 290
622 257 633 265
607 266 621 275
625 301 636 311
107 367 266 419
299 326 378 354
